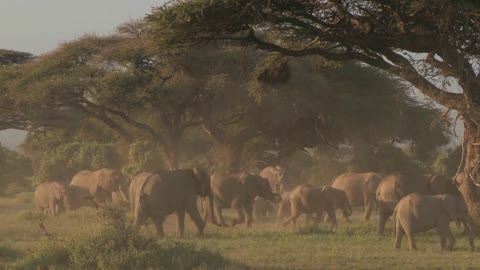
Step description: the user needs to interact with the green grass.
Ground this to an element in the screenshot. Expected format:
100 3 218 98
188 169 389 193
0 196 479 269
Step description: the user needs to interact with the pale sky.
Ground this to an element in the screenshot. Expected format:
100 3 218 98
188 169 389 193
1 0 165 55
0 0 166 148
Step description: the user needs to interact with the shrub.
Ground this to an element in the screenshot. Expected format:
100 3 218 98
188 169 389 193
15 192 34 204
13 205 230 270
15 210 46 221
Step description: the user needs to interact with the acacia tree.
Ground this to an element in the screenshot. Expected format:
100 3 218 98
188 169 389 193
146 0 480 219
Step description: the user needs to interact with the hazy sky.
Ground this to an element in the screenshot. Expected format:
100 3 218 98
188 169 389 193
0 0 166 148
1 0 165 55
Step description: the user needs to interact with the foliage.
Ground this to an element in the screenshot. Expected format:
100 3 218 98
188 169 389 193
15 210 46 221
432 145 462 177
0 145 32 195
11 204 230 270
121 140 164 180
0 49 34 66
32 140 121 184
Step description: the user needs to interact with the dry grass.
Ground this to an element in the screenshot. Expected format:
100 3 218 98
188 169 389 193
0 196 479 269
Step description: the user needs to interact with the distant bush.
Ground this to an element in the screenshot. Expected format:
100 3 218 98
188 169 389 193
15 210 46 221
14 192 34 204
12 205 230 270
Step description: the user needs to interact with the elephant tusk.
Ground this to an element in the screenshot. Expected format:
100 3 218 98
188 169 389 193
119 189 129 203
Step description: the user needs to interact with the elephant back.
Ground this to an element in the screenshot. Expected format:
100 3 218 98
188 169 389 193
70 170 94 189
331 173 366 207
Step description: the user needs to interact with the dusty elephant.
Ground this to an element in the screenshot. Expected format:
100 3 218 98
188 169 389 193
331 172 383 221
277 191 292 224
253 197 276 218
210 173 281 227
130 168 217 238
259 166 286 192
376 173 460 235
35 181 71 217
282 184 352 231
69 168 129 208
394 193 475 251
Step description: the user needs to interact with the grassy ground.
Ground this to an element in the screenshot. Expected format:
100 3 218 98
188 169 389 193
1 193 479 269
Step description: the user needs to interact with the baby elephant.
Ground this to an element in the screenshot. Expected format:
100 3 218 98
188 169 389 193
35 181 71 217
394 193 475 251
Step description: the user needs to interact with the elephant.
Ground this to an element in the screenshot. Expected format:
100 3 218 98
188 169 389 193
209 173 281 227
282 184 352 231
376 173 460 235
130 168 216 238
259 166 286 192
331 172 383 221
253 197 276 218
277 191 292 224
69 168 129 208
393 193 475 251
34 181 71 217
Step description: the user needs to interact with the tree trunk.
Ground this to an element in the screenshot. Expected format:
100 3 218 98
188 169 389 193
165 137 180 170
457 118 480 224
222 142 243 174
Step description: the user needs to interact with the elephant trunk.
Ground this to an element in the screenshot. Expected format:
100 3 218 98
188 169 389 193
204 193 220 226
63 196 71 212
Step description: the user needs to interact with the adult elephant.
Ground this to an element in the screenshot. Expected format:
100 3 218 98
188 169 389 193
394 193 475 251
35 181 71 217
130 168 216 238
259 166 286 192
69 168 129 209
331 172 383 221
209 173 281 227
282 184 352 231
376 172 460 235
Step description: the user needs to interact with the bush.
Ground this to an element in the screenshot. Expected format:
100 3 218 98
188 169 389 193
15 210 46 221
13 205 230 270
14 192 34 204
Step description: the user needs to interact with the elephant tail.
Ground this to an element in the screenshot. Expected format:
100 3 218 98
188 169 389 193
393 206 398 235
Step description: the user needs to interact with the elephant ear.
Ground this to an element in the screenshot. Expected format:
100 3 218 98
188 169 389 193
441 195 458 221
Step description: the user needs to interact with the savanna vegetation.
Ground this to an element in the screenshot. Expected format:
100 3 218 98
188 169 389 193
0 0 479 269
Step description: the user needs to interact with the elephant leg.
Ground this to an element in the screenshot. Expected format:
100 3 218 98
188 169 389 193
446 229 455 251
282 213 300 229
394 222 404 249
324 206 337 233
215 202 228 227
186 205 205 237
406 232 417 251
175 211 186 238
364 200 374 222
152 216 166 239
377 205 391 235
232 207 245 227
244 203 253 228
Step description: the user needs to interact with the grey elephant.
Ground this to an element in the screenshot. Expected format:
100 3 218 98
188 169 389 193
331 172 383 221
394 193 475 251
376 173 460 235
209 173 281 227
260 165 286 192
282 184 352 231
130 168 216 238
69 168 129 208
253 197 276 218
35 181 71 217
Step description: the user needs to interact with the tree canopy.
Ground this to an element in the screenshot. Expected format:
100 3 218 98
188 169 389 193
145 0 480 221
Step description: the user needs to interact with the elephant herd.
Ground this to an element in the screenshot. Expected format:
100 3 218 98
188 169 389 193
33 166 475 252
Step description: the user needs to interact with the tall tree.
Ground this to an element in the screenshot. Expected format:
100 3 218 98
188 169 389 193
146 0 480 220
